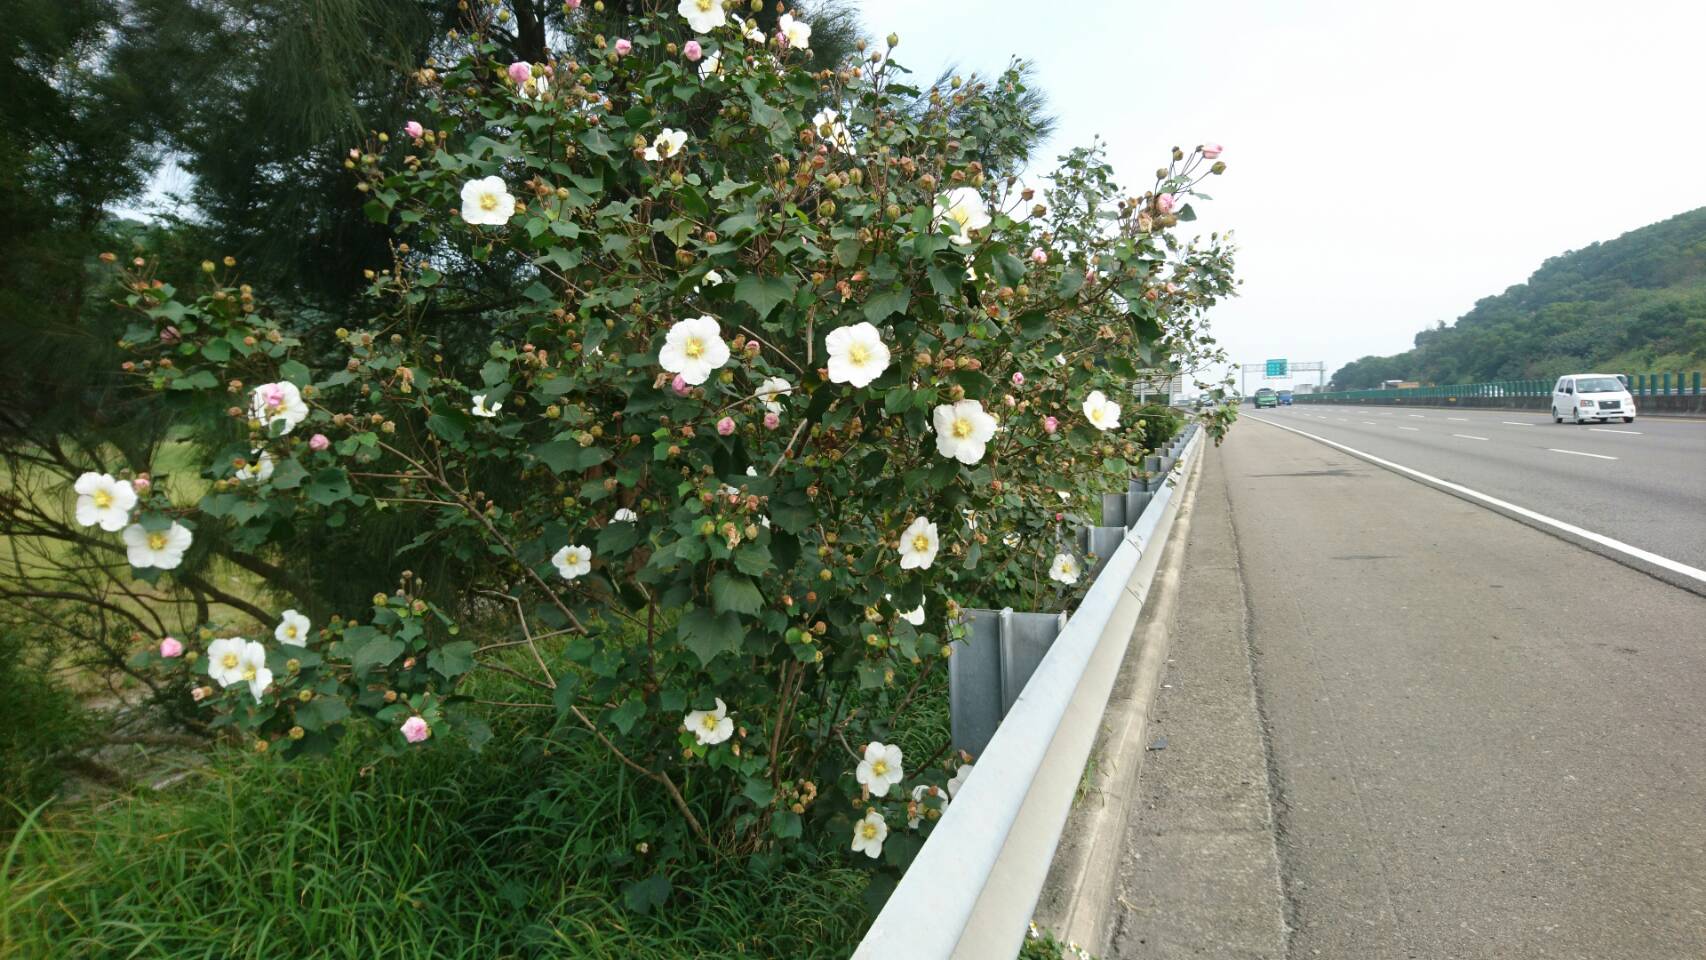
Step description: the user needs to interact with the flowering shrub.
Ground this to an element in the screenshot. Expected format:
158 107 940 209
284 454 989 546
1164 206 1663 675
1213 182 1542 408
100 2 1235 874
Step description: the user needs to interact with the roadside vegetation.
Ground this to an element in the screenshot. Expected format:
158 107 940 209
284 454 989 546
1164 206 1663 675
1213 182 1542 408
2 1 1237 956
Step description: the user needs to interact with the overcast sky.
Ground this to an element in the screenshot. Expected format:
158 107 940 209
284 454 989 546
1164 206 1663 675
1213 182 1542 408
860 0 1706 388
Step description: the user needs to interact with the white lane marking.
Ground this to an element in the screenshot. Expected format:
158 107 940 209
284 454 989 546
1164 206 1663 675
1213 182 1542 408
1549 448 1618 461
1398 426 1420 431
1248 415 1706 586
1501 421 1533 426
1589 427 1643 435
1362 420 1376 425
1452 434 1489 441
1408 414 1425 418
1448 417 1468 421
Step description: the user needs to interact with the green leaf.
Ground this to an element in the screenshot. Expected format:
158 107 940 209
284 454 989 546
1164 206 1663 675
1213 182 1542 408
731 541 771 576
532 441 609 474
597 520 641 555
279 359 311 385
480 358 509 386
431 640 477 680
268 457 309 490
352 638 405 676
743 778 776 808
608 696 646 735
734 274 795 321
427 413 466 443
678 607 743 665
201 338 231 362
771 810 802 839
864 287 911 323
710 571 763 616
305 468 353 506
622 874 671 915
834 238 863 268
295 696 349 732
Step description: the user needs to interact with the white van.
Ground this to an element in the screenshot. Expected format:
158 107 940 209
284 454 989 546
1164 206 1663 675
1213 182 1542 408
1552 374 1636 424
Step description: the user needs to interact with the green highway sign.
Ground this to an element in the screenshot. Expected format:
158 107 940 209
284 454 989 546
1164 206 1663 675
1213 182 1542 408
1265 358 1288 378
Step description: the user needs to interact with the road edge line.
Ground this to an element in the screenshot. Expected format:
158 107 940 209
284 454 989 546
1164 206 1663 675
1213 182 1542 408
1246 414 1706 594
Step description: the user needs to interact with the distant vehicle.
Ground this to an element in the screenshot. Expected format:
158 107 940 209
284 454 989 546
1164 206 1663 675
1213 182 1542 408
1551 373 1636 424
1381 379 1421 389
1277 389 1294 406
1254 387 1279 409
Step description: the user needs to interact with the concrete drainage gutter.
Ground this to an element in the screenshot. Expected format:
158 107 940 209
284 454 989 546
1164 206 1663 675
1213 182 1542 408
853 426 1206 960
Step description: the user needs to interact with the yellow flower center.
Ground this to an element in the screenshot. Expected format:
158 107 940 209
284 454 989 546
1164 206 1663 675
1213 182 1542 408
684 336 704 359
478 192 499 211
701 714 719 730
696 0 714 10
861 822 879 839
94 490 113 508
148 532 168 550
946 205 971 228
1089 407 1104 424
871 760 888 776
222 653 239 669
848 343 870 365
242 666 256 682
911 534 930 552
951 417 973 439
286 626 298 638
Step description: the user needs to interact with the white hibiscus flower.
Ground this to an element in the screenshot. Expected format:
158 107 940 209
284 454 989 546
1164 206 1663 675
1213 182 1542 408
122 522 193 570
930 399 999 464
897 517 939 571
658 315 730 385
946 762 973 798
471 394 502 418
755 376 792 413
552 544 592 580
517 73 550 102
643 128 689 162
698 50 722 79
934 186 992 245
684 696 734 745
1082 390 1122 431
275 609 311 647
851 809 888 858
855 741 904 797
250 381 309 435
459 175 515 227
72 472 137 532
206 636 248 688
613 508 638 523
1049 552 1080 585
824 322 890 388
236 450 274 484
778 12 811 49
677 0 727 33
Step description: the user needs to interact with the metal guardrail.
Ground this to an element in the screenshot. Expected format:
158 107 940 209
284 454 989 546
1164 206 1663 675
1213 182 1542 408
853 425 1203 960
1297 371 1704 403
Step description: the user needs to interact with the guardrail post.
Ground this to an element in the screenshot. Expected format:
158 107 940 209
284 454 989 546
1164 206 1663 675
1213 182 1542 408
949 610 1004 756
1100 493 1125 527
1694 372 1702 396
1664 372 1672 395
998 610 1071 715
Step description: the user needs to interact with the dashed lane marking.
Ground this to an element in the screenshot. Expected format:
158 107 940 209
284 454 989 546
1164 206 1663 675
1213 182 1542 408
1548 448 1618 461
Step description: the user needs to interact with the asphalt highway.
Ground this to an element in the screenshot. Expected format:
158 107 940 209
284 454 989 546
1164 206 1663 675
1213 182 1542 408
1248 404 1706 584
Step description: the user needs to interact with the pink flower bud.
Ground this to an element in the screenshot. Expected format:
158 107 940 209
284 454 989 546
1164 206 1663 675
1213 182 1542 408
508 61 532 86
405 120 424 139
716 416 736 436
1003 394 1016 407
1201 143 1223 159
763 411 781 430
308 433 330 452
400 716 431 744
1054 511 1064 522
132 474 152 493
159 636 183 658
1011 372 1025 387
671 374 691 397
1156 193 1178 214
684 40 703 61
565 0 580 6
191 686 207 701
614 38 632 56
1029 247 1047 264
1043 415 1059 434
160 325 181 344
1084 267 1096 282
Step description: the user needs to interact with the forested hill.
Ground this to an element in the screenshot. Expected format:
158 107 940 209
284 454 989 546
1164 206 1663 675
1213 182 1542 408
1332 207 1706 389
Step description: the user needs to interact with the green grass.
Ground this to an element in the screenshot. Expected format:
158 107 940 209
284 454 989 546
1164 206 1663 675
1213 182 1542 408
1 728 871 959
